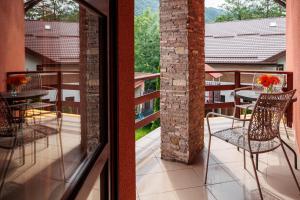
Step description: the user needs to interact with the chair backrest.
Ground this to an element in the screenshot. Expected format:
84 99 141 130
21 73 42 91
0 95 14 137
252 73 286 92
248 90 296 141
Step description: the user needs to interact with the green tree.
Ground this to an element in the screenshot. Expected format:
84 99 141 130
215 0 285 22
134 8 160 73
25 0 79 22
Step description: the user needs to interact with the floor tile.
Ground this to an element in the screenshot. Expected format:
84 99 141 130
137 168 202 196
140 187 215 200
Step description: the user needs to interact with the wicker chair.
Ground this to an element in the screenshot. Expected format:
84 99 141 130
205 90 300 200
232 73 289 138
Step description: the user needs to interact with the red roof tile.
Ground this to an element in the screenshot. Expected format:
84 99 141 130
25 20 79 63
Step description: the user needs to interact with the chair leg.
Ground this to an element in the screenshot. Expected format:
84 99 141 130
280 143 300 192
22 144 25 165
46 136 49 148
256 154 259 170
0 147 15 197
282 116 290 140
242 108 248 127
232 107 236 128
250 153 263 199
33 131 37 164
57 120 66 181
204 135 212 184
243 149 246 169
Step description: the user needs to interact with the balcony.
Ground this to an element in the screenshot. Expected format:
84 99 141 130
135 70 299 200
136 118 299 200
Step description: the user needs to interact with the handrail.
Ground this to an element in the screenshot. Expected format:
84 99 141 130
134 70 294 129
6 71 81 114
134 74 160 130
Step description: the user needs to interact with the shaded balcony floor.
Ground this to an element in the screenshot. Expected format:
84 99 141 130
136 117 300 200
1 113 99 200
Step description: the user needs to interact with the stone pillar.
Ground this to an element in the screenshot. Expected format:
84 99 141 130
160 0 205 163
286 0 300 151
80 8 103 154
0 0 25 91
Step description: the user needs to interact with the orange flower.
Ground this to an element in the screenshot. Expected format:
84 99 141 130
269 76 280 85
6 75 28 87
258 75 271 88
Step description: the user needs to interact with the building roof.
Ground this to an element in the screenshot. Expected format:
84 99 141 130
25 20 79 63
26 18 286 65
205 17 286 64
205 64 223 79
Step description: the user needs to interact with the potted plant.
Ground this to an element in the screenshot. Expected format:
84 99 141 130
6 75 30 96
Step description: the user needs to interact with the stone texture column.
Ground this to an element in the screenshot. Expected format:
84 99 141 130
80 8 103 154
286 0 300 151
160 0 205 163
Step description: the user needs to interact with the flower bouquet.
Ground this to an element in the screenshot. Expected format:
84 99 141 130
257 74 281 93
6 75 30 96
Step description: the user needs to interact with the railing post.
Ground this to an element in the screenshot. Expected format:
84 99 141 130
286 72 294 128
234 71 241 118
57 71 63 113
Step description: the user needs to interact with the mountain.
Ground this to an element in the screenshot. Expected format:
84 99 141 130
205 7 224 23
135 0 159 16
135 0 223 23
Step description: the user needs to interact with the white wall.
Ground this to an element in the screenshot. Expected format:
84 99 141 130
25 53 41 71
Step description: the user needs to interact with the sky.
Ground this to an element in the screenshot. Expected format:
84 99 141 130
205 0 225 8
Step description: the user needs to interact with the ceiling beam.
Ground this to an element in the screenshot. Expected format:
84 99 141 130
24 0 43 12
274 0 286 8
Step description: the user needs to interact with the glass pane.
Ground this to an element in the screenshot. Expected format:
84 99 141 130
0 1 106 199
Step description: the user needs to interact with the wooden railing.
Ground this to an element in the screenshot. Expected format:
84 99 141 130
134 73 160 129
205 70 294 127
134 70 294 129
7 71 81 114
8 70 294 127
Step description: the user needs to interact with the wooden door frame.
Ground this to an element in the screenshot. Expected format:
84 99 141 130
61 0 135 199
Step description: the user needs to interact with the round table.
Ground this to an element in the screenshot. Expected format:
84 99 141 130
236 90 297 102
236 90 260 102
0 89 48 102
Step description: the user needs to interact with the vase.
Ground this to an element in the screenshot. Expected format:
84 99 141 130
10 86 20 97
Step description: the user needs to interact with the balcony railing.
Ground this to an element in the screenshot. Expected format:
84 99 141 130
7 71 81 114
134 70 294 129
7 70 294 128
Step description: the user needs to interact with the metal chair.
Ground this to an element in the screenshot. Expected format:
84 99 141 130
232 73 289 138
0 95 17 196
205 90 300 200
20 73 58 119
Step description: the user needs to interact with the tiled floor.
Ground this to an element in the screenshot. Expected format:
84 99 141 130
136 117 300 200
0 113 101 200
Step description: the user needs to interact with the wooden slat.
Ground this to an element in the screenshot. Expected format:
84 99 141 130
205 85 235 91
134 73 160 82
135 91 160 105
135 111 160 129
205 102 234 109
62 101 80 107
62 84 80 90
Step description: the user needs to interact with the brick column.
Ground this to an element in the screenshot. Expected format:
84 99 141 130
0 0 25 91
160 0 205 163
286 0 300 151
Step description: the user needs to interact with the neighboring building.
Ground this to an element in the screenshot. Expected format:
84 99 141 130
205 17 286 109
25 21 154 115
25 20 79 71
205 17 286 71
